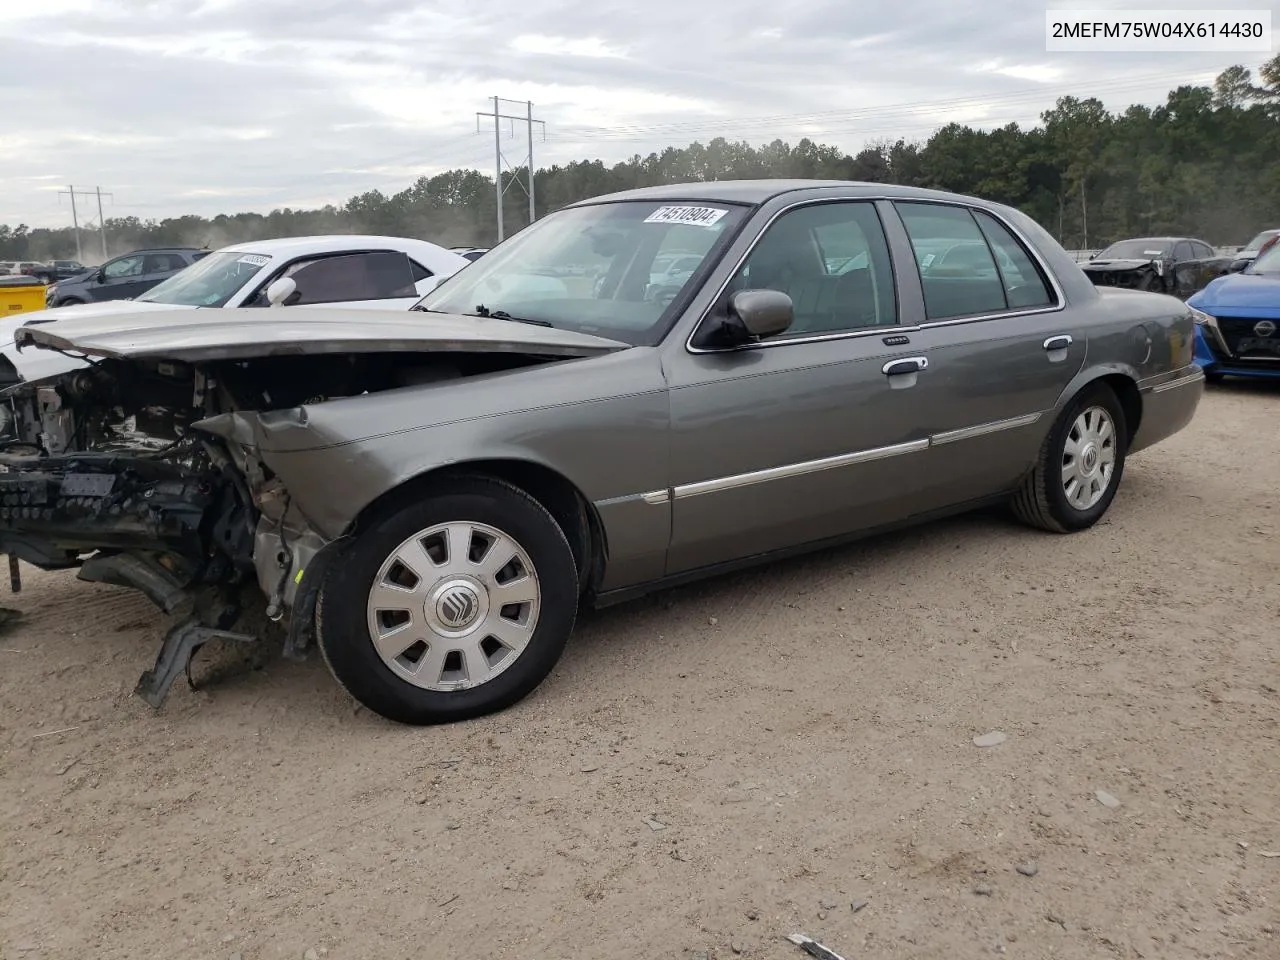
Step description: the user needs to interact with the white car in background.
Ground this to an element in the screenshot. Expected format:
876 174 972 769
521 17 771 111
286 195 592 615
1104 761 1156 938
0 235 470 383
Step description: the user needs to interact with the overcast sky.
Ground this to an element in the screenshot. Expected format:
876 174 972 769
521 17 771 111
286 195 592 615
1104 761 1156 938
0 0 1270 227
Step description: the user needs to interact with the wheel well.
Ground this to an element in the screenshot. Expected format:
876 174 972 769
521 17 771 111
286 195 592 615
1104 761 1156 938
351 460 606 596
1098 373 1142 442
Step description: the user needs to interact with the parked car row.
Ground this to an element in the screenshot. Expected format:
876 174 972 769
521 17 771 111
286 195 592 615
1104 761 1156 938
0 259 88 282
0 237 472 384
1080 236 1231 298
1079 227 1280 302
0 179 1204 727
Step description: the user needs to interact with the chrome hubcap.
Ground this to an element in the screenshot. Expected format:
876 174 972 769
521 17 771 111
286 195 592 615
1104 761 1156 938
1062 405 1117 511
366 522 540 691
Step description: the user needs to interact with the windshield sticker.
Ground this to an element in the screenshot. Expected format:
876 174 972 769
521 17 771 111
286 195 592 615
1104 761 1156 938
236 254 272 267
1143 250 1163 256
644 205 729 227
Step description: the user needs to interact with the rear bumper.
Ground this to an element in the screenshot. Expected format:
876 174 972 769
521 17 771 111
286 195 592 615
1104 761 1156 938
1132 366 1204 455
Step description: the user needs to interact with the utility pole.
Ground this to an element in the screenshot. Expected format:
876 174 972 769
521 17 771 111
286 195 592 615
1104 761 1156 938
95 187 109 261
475 97 545 243
58 185 82 262
527 99 536 226
58 185 113 262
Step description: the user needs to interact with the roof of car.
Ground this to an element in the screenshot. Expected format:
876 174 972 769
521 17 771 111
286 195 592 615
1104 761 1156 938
1109 236 1195 244
571 179 1011 207
220 235 462 259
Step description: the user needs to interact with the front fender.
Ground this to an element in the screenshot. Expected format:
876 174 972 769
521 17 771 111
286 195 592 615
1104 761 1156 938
242 382 673 583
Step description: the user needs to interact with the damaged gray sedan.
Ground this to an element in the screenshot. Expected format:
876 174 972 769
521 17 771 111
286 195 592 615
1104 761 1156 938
0 181 1204 724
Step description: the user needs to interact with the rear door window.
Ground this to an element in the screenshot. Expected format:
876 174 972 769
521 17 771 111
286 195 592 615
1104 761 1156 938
143 253 185 274
894 202 1007 320
971 210 1055 309
278 251 419 304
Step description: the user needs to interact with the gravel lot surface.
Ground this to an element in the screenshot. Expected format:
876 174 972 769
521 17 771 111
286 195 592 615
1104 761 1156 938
2 383 1278 960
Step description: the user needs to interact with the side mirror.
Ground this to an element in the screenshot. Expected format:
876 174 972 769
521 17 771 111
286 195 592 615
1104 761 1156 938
691 289 794 350
266 276 298 307
729 289 793 339
95 269 106 283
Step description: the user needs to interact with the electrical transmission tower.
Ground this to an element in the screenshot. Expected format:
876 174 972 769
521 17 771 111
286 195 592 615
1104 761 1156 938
58 185 113 262
475 97 545 242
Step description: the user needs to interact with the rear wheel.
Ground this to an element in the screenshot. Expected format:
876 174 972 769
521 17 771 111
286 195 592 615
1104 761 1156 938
53 297 83 307
316 476 578 725
1203 371 1225 384
1011 383 1128 533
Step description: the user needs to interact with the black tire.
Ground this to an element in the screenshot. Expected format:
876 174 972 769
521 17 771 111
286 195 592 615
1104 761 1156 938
1011 382 1128 533
316 475 579 725
53 297 83 307
1204 371 1225 385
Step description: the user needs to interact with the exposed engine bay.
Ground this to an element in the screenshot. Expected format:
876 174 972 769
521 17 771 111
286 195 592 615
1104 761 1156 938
0 348 549 705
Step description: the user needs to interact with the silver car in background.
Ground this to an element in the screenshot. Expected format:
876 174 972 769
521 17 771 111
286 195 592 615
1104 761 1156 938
0 180 1203 725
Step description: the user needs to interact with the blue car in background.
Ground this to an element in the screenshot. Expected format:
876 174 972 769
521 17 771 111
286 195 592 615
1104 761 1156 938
1188 243 1280 383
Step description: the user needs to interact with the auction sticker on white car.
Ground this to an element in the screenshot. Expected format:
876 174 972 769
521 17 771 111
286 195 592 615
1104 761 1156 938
644 206 729 227
236 254 272 267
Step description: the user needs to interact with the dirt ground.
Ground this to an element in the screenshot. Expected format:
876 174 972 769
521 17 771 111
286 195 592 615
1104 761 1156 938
2 382 1278 960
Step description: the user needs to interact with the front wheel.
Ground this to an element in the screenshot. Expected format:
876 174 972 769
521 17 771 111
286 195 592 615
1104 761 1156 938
1203 371 1225 384
316 476 579 724
1011 383 1128 533
53 297 83 307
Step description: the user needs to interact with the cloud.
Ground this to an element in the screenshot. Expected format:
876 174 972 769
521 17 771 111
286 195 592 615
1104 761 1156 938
0 0 1265 226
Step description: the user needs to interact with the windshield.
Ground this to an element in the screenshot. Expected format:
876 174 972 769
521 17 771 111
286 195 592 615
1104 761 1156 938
418 199 749 345
1096 240 1171 260
137 250 271 307
1244 230 1278 252
1248 245 1280 275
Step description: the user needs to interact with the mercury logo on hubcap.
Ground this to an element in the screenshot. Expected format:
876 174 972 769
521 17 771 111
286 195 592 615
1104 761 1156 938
1081 443 1099 475
436 585 480 629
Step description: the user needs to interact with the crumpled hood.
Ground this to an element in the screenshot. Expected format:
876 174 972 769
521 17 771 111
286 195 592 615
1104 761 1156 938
13 304 630 363
1082 259 1155 271
0 298 184 347
0 300 193 382
1188 273 1280 314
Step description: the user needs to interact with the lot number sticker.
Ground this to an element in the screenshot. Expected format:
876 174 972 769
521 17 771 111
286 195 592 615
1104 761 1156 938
237 254 272 267
644 205 729 227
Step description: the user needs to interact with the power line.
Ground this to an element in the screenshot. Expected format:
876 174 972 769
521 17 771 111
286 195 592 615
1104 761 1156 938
475 97 545 242
57 185 112 261
546 67 1234 143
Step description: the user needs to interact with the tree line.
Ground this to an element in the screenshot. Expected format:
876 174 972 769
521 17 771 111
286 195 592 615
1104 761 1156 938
3 57 1277 263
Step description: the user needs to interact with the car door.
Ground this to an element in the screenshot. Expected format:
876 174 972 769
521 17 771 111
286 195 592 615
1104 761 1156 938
90 253 147 301
663 199 937 576
884 201 1086 509
1185 240 1228 292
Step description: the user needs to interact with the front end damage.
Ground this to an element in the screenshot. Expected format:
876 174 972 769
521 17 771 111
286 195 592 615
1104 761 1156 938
0 356 356 705
0 308 629 708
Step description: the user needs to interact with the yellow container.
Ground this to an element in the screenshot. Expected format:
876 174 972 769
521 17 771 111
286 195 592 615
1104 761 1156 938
0 278 47 318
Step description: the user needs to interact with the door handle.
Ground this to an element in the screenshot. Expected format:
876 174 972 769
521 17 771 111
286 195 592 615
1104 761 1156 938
882 356 928 377
1043 335 1073 351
